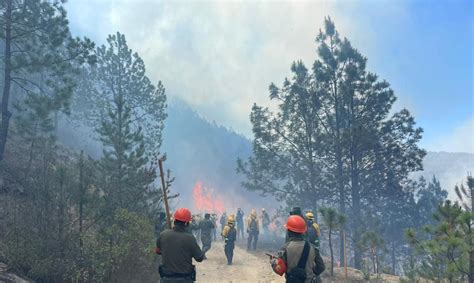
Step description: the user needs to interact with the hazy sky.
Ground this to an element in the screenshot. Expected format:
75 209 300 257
66 0 473 153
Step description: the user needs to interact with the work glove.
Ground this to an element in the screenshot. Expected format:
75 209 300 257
270 258 277 266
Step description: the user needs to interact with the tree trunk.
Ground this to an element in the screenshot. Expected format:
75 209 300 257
0 0 13 161
329 228 334 276
372 249 376 274
337 152 346 266
333 83 346 267
79 152 84 253
391 241 396 275
351 159 362 269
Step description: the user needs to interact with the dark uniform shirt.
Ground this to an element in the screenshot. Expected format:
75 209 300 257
157 226 204 274
199 218 215 238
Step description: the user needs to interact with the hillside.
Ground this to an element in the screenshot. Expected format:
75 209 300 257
58 98 472 209
161 99 473 202
411 151 474 199
160 98 265 212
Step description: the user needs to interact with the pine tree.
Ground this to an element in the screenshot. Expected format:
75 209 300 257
237 60 326 209
74 32 166 155
237 17 425 269
319 207 346 276
0 0 94 161
406 200 472 281
455 174 474 282
97 94 155 213
358 230 386 275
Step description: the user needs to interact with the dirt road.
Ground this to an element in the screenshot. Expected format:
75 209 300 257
195 240 284 283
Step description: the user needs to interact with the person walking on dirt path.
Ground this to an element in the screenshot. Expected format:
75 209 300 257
199 213 215 259
236 208 245 240
287 207 306 243
246 209 260 250
191 214 201 241
269 215 325 283
261 208 271 235
222 214 237 265
156 208 204 282
305 212 321 249
220 212 227 233
211 213 218 241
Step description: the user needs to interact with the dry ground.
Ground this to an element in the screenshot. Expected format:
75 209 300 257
195 240 284 283
194 239 402 283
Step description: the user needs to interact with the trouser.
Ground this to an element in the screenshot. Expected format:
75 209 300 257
237 222 244 239
201 236 212 255
212 228 216 241
193 230 200 242
247 231 258 250
224 242 235 264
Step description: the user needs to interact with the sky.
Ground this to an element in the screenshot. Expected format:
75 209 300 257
65 0 473 153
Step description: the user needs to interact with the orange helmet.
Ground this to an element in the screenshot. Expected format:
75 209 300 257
284 215 307 234
174 208 192 223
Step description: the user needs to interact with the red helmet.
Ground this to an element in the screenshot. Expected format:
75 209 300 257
284 215 307 234
174 208 192 223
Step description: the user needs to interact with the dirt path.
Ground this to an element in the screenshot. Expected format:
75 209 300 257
195 240 284 283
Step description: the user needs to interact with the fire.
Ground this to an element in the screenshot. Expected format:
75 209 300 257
192 181 225 214
268 221 278 232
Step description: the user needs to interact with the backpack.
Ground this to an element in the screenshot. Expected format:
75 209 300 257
286 241 310 283
249 218 258 231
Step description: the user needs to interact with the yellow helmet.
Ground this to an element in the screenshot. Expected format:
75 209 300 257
306 212 314 220
251 209 257 217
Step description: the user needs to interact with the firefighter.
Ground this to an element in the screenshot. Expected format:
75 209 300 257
156 208 204 282
305 212 321 249
287 207 306 242
261 208 271 235
270 215 325 283
211 213 218 241
222 214 237 265
191 214 201 241
236 208 245 240
199 213 215 259
246 209 259 251
220 212 227 232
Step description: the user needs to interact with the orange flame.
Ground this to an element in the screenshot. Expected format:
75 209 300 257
192 181 225 214
268 221 278 232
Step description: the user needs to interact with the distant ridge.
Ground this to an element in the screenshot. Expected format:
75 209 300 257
163 98 473 203
58 97 473 207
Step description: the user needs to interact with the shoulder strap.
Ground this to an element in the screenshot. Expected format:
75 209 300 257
296 241 310 269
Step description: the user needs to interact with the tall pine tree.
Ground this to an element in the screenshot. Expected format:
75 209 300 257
238 17 425 269
0 0 94 161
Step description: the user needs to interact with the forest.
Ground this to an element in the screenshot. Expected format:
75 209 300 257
0 1 472 282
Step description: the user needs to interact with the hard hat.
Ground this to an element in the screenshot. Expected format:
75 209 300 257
306 212 314 220
174 208 192 223
262 208 266 211
251 209 257 216
284 215 307 234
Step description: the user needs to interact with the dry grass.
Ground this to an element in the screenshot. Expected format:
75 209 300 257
320 266 400 283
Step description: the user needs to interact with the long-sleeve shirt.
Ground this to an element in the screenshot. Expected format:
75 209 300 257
156 226 204 274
